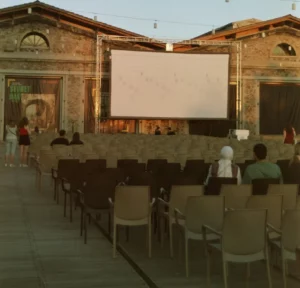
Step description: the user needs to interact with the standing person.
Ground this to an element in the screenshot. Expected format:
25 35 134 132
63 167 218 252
283 123 296 145
18 117 31 167
4 120 18 167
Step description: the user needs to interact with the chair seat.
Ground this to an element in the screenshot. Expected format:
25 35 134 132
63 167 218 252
209 242 266 262
270 240 297 261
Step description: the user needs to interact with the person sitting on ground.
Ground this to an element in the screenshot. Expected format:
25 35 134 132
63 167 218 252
242 143 282 184
283 123 296 145
286 142 300 184
167 127 175 135
154 126 161 135
69 132 84 145
205 146 242 185
50 130 69 146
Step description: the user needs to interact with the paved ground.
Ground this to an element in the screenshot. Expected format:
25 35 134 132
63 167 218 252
0 146 147 288
1 144 300 288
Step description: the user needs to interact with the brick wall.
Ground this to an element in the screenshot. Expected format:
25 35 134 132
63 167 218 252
0 20 96 136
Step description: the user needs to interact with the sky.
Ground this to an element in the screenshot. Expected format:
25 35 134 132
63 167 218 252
0 0 299 39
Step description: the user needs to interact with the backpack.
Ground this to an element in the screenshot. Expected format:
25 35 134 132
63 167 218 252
211 162 238 178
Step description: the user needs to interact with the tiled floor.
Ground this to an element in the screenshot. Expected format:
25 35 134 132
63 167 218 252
0 148 147 288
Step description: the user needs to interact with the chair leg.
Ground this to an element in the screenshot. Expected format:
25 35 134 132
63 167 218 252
63 192 67 217
160 216 165 248
108 212 111 235
266 257 272 288
169 222 173 258
185 237 189 278
54 180 57 200
148 221 152 258
282 258 287 288
69 193 73 223
126 227 129 242
56 182 60 204
223 259 228 288
84 213 87 244
80 207 83 236
206 246 211 287
113 223 117 258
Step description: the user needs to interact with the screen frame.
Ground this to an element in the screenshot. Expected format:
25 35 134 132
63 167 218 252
109 49 231 120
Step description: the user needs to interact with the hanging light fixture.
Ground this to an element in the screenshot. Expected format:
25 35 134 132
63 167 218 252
288 45 292 51
28 7 32 14
292 2 296 10
212 27 216 35
154 21 158 29
225 0 230 2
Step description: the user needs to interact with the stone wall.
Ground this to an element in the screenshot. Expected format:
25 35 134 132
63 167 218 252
0 20 96 137
241 32 300 134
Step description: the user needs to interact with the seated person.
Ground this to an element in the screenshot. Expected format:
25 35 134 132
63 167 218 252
205 146 242 185
286 142 300 184
50 130 69 146
70 132 84 145
154 126 161 135
242 143 282 184
167 127 175 135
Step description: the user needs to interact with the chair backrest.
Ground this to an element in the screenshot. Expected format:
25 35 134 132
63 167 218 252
220 184 252 209
222 209 267 255
268 184 298 210
117 159 139 169
281 210 300 252
127 171 158 198
147 159 167 173
185 196 224 234
84 159 107 175
252 178 280 195
83 174 120 209
57 159 80 180
276 160 290 183
169 185 204 216
246 195 283 229
206 177 237 195
114 186 150 220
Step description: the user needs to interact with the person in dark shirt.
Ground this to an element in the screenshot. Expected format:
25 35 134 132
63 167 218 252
167 127 175 135
154 126 161 135
70 132 84 145
50 130 69 146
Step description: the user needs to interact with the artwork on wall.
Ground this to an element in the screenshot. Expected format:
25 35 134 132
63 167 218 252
21 93 56 131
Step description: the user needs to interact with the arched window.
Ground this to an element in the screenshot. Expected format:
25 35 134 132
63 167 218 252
20 32 49 50
272 43 296 56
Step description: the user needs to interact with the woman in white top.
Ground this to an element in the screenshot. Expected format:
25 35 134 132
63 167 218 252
5 120 18 167
205 146 242 185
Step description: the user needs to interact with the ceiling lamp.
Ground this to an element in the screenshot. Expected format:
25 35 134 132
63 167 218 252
154 21 158 29
292 3 296 10
225 0 230 2
28 7 32 14
262 32 266 38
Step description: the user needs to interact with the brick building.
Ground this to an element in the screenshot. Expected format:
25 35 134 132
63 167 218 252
183 15 300 136
1 2 300 138
0 1 162 140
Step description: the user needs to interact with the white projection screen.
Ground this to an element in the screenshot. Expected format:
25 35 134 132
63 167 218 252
110 50 230 119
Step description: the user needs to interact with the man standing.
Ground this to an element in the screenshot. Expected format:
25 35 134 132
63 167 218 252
242 143 282 184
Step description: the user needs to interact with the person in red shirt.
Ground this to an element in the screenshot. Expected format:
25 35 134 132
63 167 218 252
283 123 296 145
18 117 31 167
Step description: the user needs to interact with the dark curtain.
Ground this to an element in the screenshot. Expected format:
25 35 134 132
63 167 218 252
260 84 300 134
4 77 60 133
189 85 237 136
84 79 95 133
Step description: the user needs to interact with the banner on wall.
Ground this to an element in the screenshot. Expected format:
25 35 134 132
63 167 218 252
4 77 61 133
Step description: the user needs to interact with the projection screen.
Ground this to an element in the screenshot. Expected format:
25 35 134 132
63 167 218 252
110 50 230 119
